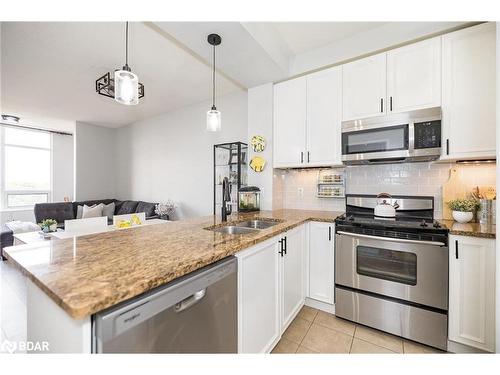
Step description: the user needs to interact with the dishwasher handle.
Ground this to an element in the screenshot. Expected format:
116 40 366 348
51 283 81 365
174 289 206 313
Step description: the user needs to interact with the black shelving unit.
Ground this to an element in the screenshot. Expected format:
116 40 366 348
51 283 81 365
213 142 248 215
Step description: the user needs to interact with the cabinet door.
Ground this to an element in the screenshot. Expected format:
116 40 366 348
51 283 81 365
308 222 334 304
281 225 305 330
237 238 280 353
448 235 495 352
442 22 496 160
273 77 307 167
306 66 342 166
342 53 387 121
387 37 441 113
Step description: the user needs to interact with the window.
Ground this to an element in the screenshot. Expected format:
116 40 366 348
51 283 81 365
0 126 52 209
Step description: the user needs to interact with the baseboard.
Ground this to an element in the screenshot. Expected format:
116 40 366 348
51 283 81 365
305 297 335 314
447 340 492 354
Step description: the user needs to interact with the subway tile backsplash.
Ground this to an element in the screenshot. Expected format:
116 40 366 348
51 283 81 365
273 162 496 219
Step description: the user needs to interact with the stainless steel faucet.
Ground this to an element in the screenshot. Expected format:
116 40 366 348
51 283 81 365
221 177 232 222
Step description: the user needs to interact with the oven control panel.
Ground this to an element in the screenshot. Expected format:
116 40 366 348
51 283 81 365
414 120 441 149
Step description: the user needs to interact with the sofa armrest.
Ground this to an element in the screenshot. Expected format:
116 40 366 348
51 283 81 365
1 226 14 261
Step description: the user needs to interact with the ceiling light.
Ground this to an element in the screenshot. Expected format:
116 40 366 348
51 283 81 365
456 159 496 165
1 114 20 124
207 33 222 132
96 22 144 105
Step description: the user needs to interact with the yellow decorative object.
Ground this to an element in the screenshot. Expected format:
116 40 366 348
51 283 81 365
131 214 142 226
250 156 266 172
250 135 266 152
117 220 132 229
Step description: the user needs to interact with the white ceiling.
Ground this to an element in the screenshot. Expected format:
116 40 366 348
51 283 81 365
270 22 387 54
1 22 242 128
1 21 469 128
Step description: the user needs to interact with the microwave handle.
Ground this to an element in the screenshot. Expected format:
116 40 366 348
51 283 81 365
336 231 445 247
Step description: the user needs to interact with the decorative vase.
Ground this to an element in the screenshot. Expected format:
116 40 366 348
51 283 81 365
452 211 473 224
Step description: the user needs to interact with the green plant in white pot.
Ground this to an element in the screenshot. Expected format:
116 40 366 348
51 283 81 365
40 219 58 233
447 199 478 223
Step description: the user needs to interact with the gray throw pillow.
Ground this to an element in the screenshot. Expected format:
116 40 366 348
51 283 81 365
102 202 115 221
82 204 104 219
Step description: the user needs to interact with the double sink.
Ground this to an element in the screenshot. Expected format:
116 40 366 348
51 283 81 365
207 219 282 235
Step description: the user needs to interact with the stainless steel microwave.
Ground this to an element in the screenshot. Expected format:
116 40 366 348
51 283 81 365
341 107 442 165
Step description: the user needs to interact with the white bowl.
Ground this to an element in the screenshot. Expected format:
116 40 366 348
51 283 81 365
452 211 474 224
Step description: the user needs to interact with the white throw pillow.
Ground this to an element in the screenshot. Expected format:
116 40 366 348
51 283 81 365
82 204 104 219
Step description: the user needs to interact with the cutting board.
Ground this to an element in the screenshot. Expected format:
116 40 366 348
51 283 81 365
442 167 468 220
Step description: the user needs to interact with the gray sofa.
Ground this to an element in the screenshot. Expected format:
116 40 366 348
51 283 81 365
1 199 164 260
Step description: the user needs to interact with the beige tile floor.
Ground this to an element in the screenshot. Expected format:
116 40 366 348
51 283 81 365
272 306 444 354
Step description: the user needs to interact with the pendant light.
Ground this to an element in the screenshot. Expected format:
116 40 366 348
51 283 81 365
115 22 139 105
207 33 222 132
95 22 144 105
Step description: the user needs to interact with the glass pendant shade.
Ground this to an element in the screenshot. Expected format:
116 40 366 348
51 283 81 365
114 69 139 105
206 107 221 132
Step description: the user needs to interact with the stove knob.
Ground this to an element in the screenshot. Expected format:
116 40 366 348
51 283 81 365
348 215 354 221
433 221 441 228
420 220 428 227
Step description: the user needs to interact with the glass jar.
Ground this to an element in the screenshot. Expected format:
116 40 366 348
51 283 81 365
238 186 261 212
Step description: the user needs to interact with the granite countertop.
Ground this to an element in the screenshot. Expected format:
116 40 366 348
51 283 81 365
4 209 342 319
438 219 496 239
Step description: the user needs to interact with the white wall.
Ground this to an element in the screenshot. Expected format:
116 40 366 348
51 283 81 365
115 91 248 219
247 83 273 210
52 133 74 202
75 121 116 201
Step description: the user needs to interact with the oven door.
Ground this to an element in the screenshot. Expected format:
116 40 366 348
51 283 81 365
341 124 410 162
335 231 448 310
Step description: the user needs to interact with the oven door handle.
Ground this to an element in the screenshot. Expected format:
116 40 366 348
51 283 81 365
336 231 446 247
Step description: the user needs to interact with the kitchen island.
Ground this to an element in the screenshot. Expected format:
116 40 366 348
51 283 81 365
3 209 342 353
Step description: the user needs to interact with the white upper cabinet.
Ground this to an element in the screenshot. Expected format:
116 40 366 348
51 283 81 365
308 222 335 304
441 22 496 160
306 67 343 166
342 53 387 121
273 77 307 167
387 37 441 113
274 68 342 168
448 235 496 352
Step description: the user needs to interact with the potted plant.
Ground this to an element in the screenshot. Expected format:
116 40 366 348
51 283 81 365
39 219 58 233
447 199 478 223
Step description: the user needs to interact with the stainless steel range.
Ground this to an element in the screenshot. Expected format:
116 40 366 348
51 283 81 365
334 194 449 350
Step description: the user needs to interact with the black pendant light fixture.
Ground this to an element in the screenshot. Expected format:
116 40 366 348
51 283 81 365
206 33 222 132
96 22 145 105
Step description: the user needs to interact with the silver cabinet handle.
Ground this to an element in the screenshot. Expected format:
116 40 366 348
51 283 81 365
337 231 445 247
174 289 206 313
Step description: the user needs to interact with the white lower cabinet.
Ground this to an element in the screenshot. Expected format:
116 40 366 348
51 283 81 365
237 225 306 353
307 222 335 304
281 225 306 330
236 237 280 353
448 235 496 352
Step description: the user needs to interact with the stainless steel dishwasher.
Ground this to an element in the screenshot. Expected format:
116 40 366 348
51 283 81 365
92 256 237 353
